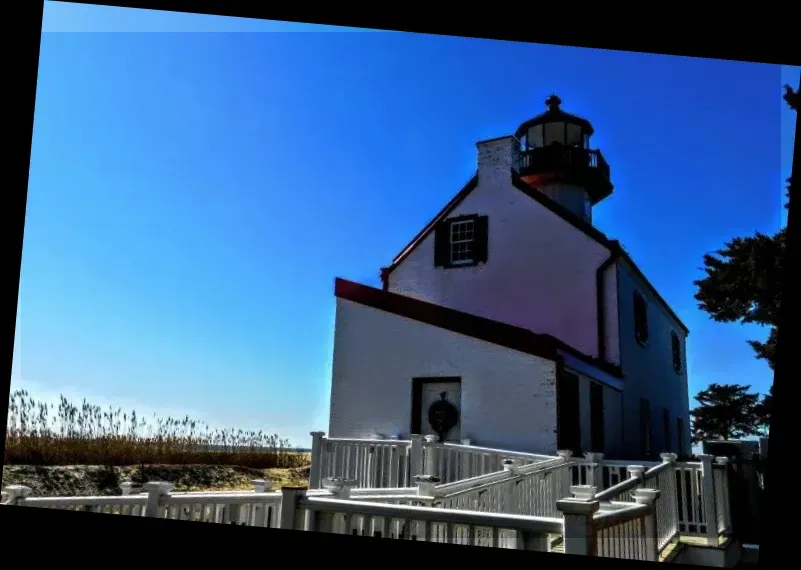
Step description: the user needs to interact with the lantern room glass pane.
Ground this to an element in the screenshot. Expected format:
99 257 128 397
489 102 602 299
528 125 543 148
566 123 582 146
544 122 565 145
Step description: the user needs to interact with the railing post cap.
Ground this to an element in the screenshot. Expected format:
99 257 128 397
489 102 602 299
698 454 715 461
556 449 574 459
627 465 646 476
570 485 597 500
460 437 473 445
632 488 661 504
584 452 604 462
714 457 729 465
143 481 174 493
310 430 326 437
423 435 438 443
321 477 356 490
281 485 309 491
252 478 273 492
413 474 441 484
120 482 141 494
3 485 32 499
660 453 678 463
410 434 425 441
556 498 600 515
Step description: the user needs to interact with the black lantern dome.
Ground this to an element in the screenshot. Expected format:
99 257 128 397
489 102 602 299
515 94 613 208
515 94 594 150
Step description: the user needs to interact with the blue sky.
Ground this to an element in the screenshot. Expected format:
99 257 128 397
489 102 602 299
12 2 797 446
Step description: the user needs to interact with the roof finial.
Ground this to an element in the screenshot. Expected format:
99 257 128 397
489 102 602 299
545 94 562 110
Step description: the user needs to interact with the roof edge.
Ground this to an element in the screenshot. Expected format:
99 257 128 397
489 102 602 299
334 278 623 378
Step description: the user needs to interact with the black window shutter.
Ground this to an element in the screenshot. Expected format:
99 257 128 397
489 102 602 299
434 222 450 267
474 215 489 263
672 332 681 372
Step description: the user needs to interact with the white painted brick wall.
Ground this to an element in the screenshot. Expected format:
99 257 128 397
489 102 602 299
329 297 559 454
387 138 613 359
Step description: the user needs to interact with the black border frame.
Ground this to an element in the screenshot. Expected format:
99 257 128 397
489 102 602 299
3 2 797 568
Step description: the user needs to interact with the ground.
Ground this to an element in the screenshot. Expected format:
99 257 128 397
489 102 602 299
2 464 312 497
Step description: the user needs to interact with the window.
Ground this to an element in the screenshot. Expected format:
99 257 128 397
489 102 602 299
566 123 582 147
633 291 649 345
663 408 671 453
544 121 565 145
434 215 489 269
671 331 682 373
450 219 475 265
528 125 543 148
640 398 652 458
677 417 685 456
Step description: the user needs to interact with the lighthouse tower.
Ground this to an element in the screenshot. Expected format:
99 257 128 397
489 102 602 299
515 95 613 224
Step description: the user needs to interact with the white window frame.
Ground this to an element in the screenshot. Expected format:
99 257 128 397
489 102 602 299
449 219 475 265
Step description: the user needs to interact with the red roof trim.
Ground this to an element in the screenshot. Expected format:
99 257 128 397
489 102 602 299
334 278 623 378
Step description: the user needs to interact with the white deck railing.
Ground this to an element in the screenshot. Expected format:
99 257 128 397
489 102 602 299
284 487 563 551
309 432 563 489
593 501 654 560
434 456 572 519
3 441 732 560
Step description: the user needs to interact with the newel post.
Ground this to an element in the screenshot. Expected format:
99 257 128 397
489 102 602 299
460 438 473 479
632 489 660 562
317 478 355 533
423 435 439 477
414 474 441 505
584 452 604 487
626 465 646 495
409 435 424 478
280 486 309 531
143 482 173 518
503 460 522 513
557 494 600 556
309 431 326 489
2 485 32 506
120 482 142 496
556 450 574 498
699 455 719 546
251 479 273 527
715 457 732 533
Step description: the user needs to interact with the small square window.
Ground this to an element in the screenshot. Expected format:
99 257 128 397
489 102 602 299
434 214 488 269
671 332 682 373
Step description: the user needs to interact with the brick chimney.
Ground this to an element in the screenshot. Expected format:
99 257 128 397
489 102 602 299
476 135 519 186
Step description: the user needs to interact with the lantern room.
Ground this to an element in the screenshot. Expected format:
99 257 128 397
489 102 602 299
515 95 613 209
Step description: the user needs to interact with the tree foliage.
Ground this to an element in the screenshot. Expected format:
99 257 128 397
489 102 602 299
754 384 772 434
690 383 762 443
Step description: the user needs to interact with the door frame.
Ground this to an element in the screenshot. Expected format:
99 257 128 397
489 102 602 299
410 377 462 435
590 381 605 453
556 362 581 454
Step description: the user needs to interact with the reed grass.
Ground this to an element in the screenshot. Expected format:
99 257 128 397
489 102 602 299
5 390 308 469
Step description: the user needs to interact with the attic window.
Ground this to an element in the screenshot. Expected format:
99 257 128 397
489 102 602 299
633 291 649 345
671 331 682 373
434 215 488 269
450 219 475 264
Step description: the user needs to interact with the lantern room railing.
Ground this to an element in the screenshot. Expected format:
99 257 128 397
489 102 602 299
518 144 611 189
